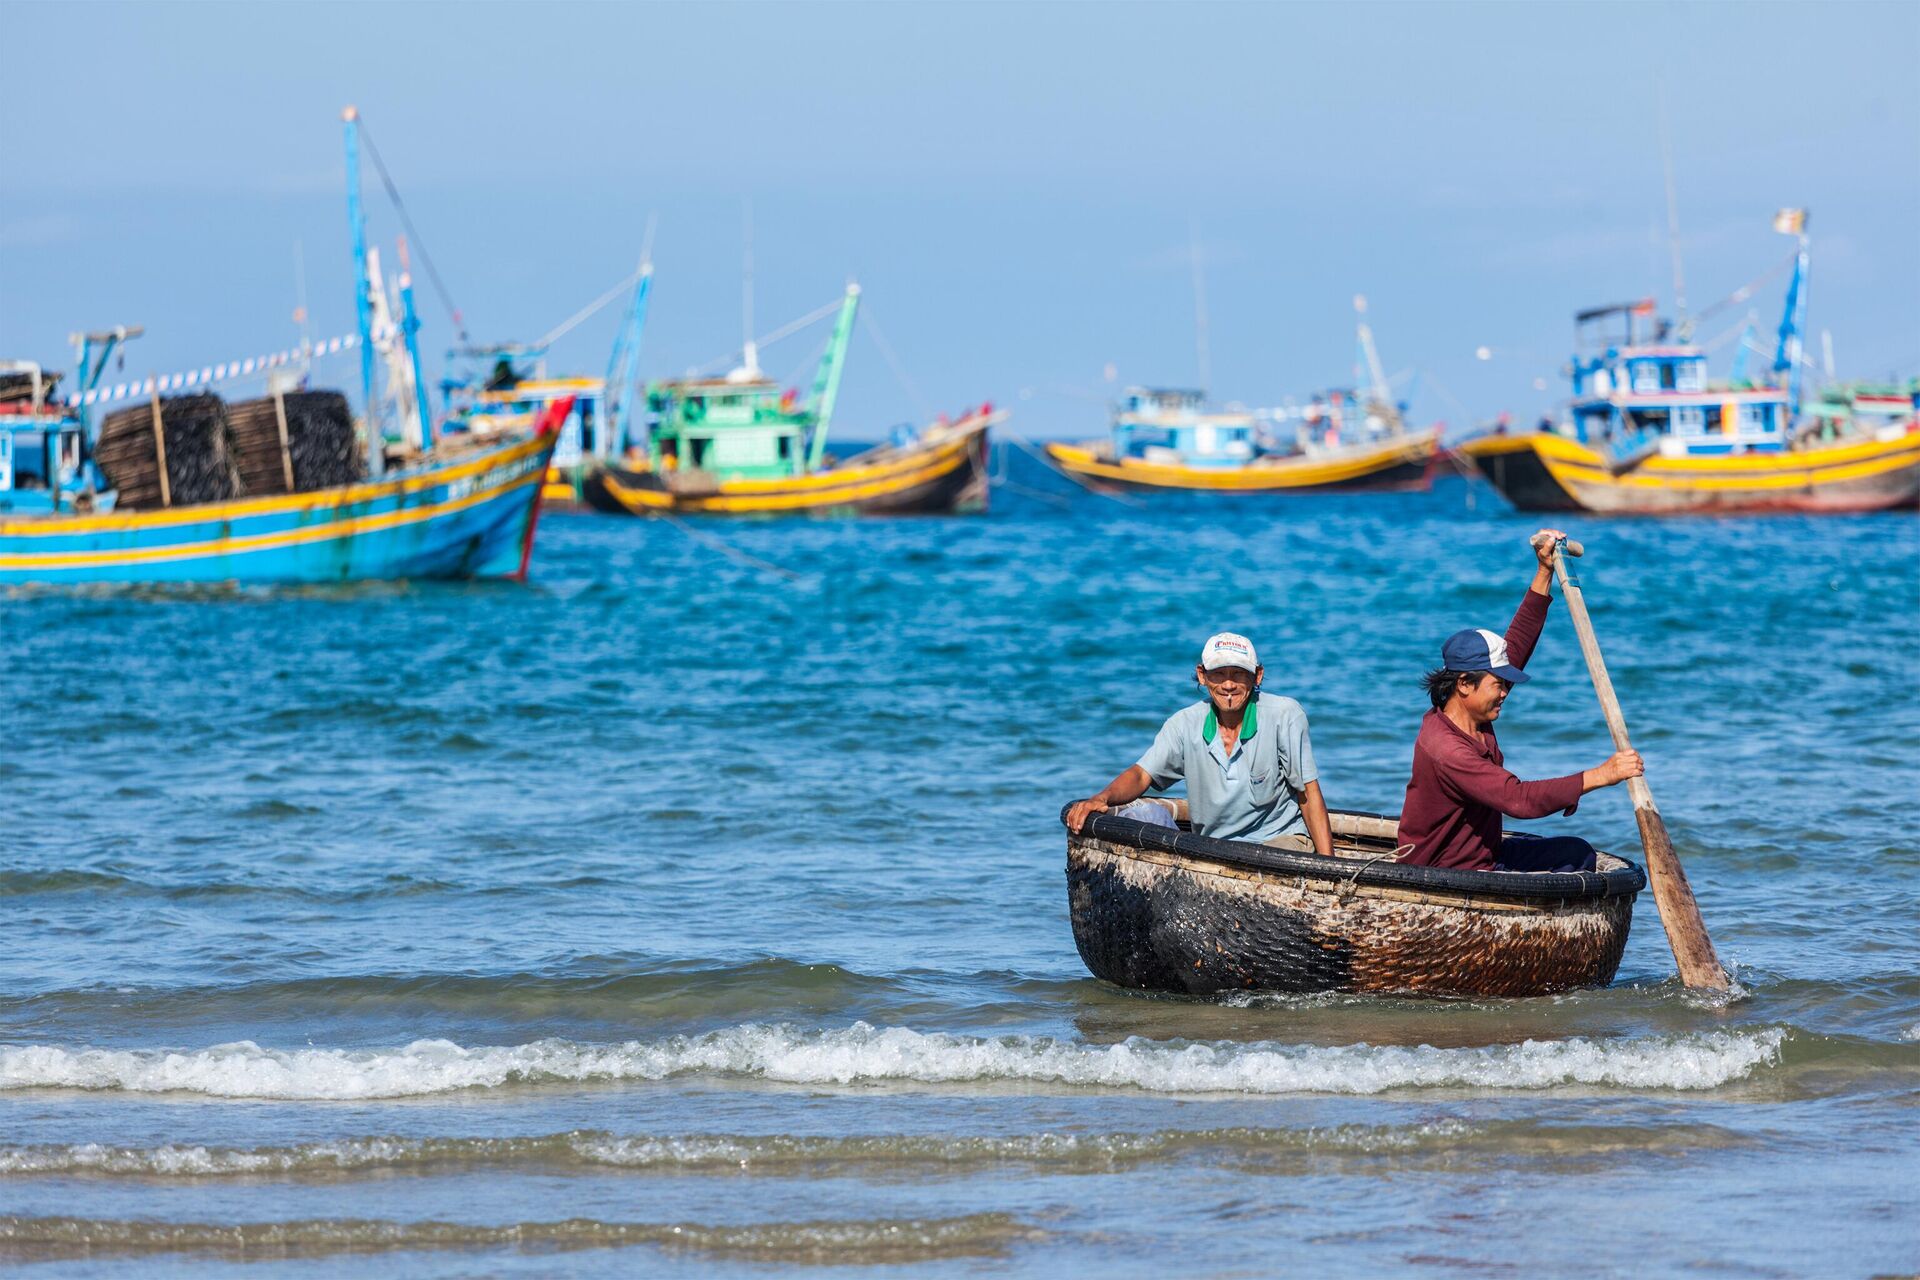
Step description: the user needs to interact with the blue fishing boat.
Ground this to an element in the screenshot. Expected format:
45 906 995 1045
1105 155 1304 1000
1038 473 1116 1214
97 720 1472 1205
1045 300 1440 493
1461 209 1920 513
0 107 559 585
1 427 559 585
437 263 652 512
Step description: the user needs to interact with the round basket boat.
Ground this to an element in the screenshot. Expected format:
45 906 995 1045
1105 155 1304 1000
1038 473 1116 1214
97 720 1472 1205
1064 802 1645 999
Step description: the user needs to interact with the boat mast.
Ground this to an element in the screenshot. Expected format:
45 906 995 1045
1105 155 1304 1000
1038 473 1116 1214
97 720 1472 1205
740 200 760 378
292 239 313 385
1729 313 1759 385
1189 225 1211 394
804 283 860 471
601 261 653 459
57 325 141 514
342 106 383 476
1353 294 1394 424
1772 209 1811 419
398 237 433 450
1659 80 1690 339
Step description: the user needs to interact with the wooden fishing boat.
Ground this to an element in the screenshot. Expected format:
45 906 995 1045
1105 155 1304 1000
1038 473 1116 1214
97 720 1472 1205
442 372 611 514
584 407 999 516
0 425 558 586
0 108 567 586
580 278 1001 518
1045 424 1440 494
1460 211 1920 515
1043 298 1441 495
1457 424 1920 514
438 266 655 515
1064 802 1644 998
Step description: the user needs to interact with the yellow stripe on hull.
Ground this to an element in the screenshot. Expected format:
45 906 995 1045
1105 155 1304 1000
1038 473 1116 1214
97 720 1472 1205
1459 429 1920 514
1044 429 1440 492
0 465 546 573
0 433 555 538
594 421 989 515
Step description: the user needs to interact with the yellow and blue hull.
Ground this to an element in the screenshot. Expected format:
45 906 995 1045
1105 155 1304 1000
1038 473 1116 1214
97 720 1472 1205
0 429 558 586
582 414 994 517
1043 428 1440 493
1458 428 1920 515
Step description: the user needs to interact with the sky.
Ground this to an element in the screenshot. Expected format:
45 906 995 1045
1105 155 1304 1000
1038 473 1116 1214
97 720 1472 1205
2 0 1915 439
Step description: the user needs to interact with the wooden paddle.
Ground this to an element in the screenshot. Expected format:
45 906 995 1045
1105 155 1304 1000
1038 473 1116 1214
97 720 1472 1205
1541 533 1731 991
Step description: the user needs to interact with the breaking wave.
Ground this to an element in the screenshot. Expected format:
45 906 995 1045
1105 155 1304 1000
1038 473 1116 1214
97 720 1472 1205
0 1022 1786 1100
0 1118 1761 1181
0 1212 1034 1264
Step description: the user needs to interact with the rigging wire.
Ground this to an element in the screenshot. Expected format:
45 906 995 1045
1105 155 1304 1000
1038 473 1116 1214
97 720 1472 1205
1008 435 1143 508
687 296 845 378
1692 249 1799 325
648 510 802 581
857 303 934 424
537 267 647 350
356 121 466 337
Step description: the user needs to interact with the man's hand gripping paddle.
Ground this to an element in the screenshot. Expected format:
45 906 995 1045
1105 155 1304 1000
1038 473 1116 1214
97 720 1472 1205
1540 533 1731 991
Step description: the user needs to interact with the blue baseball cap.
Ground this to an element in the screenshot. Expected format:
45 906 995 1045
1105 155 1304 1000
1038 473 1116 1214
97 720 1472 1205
1441 628 1530 684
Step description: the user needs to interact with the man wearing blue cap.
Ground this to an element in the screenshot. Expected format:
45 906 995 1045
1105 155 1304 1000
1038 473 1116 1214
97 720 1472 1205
1066 632 1335 856
1397 529 1643 872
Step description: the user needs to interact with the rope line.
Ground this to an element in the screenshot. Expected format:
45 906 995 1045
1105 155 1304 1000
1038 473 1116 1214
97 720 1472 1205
538 268 647 350
857 303 934 424
688 297 844 378
649 510 802 581
1009 435 1144 508
357 122 465 336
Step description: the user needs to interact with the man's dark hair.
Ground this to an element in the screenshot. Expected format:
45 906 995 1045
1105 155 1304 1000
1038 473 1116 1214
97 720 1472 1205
1424 667 1487 710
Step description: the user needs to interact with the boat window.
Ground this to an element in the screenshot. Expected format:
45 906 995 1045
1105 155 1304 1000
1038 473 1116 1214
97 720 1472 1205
1675 406 1705 433
1659 363 1677 390
691 438 710 467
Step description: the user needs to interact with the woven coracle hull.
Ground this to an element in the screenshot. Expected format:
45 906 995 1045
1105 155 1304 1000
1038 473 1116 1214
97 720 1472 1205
1065 809 1641 999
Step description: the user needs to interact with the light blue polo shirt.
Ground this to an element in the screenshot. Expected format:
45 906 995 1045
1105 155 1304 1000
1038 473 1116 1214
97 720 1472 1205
1136 693 1318 843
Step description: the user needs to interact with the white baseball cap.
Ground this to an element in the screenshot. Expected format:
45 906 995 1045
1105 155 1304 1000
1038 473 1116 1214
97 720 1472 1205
1200 632 1259 672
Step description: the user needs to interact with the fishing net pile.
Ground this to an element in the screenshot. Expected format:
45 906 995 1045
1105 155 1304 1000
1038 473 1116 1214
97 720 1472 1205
0 368 60 408
226 392 363 496
94 394 241 509
94 390 364 509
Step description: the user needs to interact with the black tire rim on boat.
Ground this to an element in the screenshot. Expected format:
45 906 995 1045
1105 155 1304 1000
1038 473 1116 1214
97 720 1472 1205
1064 806 1646 902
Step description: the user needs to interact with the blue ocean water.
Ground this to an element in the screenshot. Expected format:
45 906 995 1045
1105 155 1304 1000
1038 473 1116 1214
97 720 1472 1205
3 460 1917 1275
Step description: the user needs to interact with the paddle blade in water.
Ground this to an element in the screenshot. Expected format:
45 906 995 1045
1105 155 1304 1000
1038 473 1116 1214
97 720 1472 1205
1633 796 1731 990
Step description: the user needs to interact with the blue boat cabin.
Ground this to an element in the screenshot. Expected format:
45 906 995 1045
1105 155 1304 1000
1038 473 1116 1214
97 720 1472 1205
1112 387 1258 468
1569 302 1791 462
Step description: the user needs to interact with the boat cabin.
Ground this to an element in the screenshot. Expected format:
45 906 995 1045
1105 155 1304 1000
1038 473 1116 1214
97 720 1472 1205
439 346 611 467
632 283 858 482
1807 380 1920 442
1568 301 1790 459
642 374 812 480
0 364 95 514
1112 386 1258 468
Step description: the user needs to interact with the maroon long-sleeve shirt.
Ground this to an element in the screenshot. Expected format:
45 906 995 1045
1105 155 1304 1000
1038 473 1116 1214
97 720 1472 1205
1398 588 1584 870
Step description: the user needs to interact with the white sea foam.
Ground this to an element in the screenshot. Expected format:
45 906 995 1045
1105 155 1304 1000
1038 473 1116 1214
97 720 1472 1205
0 1023 1785 1101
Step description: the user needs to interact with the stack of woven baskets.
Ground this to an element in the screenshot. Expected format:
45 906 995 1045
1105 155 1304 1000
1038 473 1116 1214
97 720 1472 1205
93 390 363 510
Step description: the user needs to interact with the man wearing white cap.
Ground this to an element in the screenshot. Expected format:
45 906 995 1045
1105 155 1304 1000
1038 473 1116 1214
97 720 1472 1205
1066 632 1335 855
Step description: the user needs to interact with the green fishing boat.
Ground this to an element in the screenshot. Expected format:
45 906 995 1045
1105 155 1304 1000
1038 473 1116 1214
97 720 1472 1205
583 285 999 517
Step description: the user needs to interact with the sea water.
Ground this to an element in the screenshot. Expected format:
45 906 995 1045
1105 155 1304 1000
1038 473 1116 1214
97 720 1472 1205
3 461 1917 1276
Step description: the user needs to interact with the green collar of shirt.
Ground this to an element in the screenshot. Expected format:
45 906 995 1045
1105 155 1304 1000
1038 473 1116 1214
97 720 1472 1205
1201 699 1258 745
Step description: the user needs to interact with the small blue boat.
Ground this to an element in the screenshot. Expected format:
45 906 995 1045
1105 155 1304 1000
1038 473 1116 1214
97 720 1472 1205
0 107 560 586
